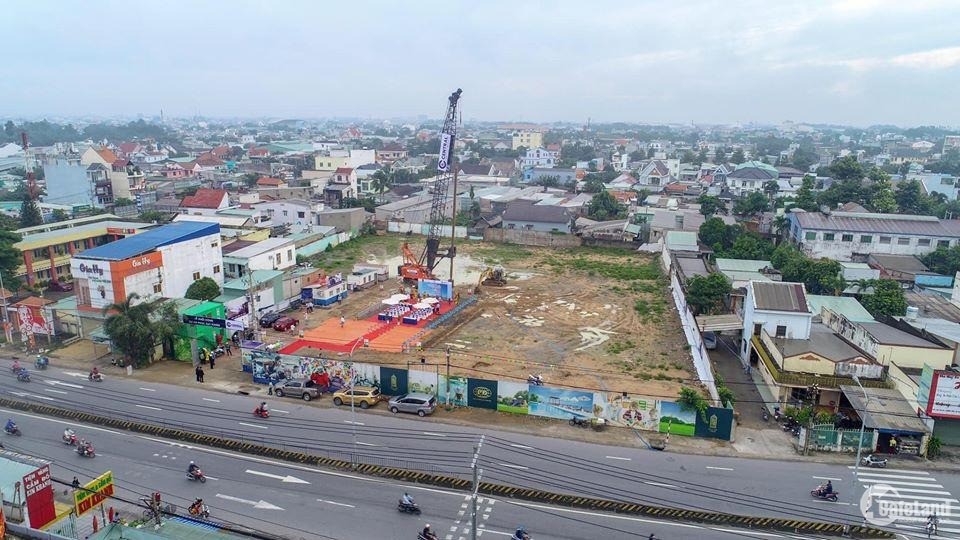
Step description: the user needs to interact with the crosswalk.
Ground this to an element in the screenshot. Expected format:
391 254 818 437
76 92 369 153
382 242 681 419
849 466 960 538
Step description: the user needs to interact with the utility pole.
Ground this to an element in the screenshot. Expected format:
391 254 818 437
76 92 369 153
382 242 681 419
802 384 820 456
0 270 11 343
445 347 451 407
470 435 485 540
245 263 257 341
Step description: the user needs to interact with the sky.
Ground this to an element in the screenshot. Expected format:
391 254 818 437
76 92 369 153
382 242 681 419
3 0 960 126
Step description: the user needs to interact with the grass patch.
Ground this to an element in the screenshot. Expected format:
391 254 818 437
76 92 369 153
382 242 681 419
497 404 529 414
605 340 636 355
544 256 661 281
472 243 533 264
634 298 666 322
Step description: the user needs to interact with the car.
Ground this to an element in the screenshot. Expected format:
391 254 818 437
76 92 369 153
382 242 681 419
48 279 74 292
703 331 717 350
332 386 382 409
273 378 321 401
259 312 282 328
272 316 298 332
388 393 437 417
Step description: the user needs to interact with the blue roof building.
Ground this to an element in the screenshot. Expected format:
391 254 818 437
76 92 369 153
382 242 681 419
78 221 220 261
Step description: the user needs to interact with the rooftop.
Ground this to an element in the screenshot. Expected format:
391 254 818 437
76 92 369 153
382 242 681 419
772 323 872 362
868 253 930 274
840 386 929 434
752 281 810 313
181 188 228 209
14 219 153 251
898 316 960 345
222 237 294 260
665 231 699 252
501 200 570 224
807 295 875 322
859 321 945 348
76 221 220 261
222 269 284 289
794 211 960 237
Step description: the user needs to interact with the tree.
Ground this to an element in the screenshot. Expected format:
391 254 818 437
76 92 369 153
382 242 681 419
103 294 158 367
114 197 135 207
50 209 70 222
677 387 708 421
685 273 731 315
185 277 221 301
866 170 897 213
714 148 726 163
681 150 697 164
921 246 960 276
19 194 42 228
771 244 843 295
696 148 708 165
763 180 780 201
732 192 770 216
0 230 22 290
790 143 820 171
697 195 727 217
138 210 166 223
698 218 737 250
534 175 561 188
730 148 746 164
370 169 393 203
586 190 626 221
829 155 865 182
772 214 790 242
895 180 933 215
792 175 819 211
725 234 775 260
859 279 907 318
240 173 260 187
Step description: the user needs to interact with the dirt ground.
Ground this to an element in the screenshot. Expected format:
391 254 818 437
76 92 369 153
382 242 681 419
296 235 693 398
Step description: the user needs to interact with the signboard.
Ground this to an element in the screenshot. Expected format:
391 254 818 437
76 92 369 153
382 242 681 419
467 378 497 410
113 252 162 275
74 471 114 517
71 259 115 310
0 503 5 538
106 227 137 235
23 465 55 529
226 319 245 331
182 315 226 328
16 302 53 336
927 370 960 419
437 133 452 172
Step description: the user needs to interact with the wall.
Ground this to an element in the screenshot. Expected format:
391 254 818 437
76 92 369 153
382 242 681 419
781 351 835 376
483 228 581 248
876 343 953 370
158 231 224 298
314 155 351 171
797 228 947 261
502 219 568 233
669 268 721 403
388 221 468 238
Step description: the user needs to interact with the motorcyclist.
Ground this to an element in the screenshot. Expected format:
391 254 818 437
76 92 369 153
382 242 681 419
256 402 268 415
187 461 201 478
513 527 530 540
89 367 101 380
78 439 93 455
823 480 833 495
421 524 438 540
4 419 16 432
401 492 415 507
189 498 204 515
63 428 75 442
11 359 21 372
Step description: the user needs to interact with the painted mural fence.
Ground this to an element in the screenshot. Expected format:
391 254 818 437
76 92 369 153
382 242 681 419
241 350 734 441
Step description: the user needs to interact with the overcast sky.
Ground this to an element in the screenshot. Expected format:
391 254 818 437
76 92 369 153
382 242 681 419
3 0 959 126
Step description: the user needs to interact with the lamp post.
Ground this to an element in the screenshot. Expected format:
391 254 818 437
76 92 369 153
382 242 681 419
852 375 869 505
349 371 358 468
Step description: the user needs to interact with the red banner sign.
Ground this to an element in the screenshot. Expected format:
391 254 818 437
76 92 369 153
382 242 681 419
23 465 56 529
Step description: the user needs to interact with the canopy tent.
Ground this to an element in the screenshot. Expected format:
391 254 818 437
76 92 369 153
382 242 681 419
412 302 431 309
422 297 440 305
840 385 930 435
382 294 410 306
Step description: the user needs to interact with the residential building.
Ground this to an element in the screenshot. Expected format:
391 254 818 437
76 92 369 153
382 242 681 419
715 259 781 289
216 269 286 329
512 130 544 150
222 237 297 279
460 163 495 176
324 167 358 207
740 281 813 362
253 199 325 229
377 143 407 164
70 221 223 310
517 148 558 169
86 163 114 207
726 161 779 197
180 188 230 216
501 200 571 233
907 172 959 201
820 308 953 370
314 154 351 171
256 176 288 189
636 160 673 191
522 167 577 185
13 215 154 286
944 135 960 152
80 146 132 202
788 210 960 261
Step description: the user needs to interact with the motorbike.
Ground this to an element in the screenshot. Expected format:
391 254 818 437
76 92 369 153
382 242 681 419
254 408 270 418
773 407 781 422
187 469 207 483
62 433 78 446
417 534 439 540
512 533 532 540
569 416 589 428
527 374 544 386
88 372 104 382
16 369 30 382
398 500 421 515
810 488 839 502
4 424 21 436
860 454 888 468
35 356 49 370
188 503 210 519
761 408 769 422
77 444 96 458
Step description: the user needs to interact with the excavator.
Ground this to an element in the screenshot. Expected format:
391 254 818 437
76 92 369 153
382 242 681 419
474 265 507 293
398 89 463 283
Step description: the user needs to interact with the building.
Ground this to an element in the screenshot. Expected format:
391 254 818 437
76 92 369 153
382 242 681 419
636 160 674 191
517 148 558 169
522 167 577 185
13 215 154 286
253 199 325 229
501 200 571 233
256 176 288 189
377 143 407 164
323 168 358 207
907 172 959 201
726 161 779 197
70 221 222 310
180 188 230 216
945 135 960 152
788 210 960 261
740 281 813 361
80 146 132 202
222 237 297 279
715 258 781 289
512 130 544 150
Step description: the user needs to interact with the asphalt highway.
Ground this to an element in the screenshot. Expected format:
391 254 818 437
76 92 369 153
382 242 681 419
2 366 958 539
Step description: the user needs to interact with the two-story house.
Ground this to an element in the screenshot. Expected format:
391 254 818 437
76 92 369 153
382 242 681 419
511 130 543 150
221 237 297 279
323 167 358 208
501 200 571 233
636 160 673 192
726 161 779 197
179 188 230 216
517 148 558 169
377 143 407 164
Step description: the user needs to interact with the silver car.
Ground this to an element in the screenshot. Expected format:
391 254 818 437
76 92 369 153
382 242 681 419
388 393 438 417
273 378 321 401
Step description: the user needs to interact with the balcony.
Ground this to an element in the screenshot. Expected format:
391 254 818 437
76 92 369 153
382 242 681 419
751 335 891 390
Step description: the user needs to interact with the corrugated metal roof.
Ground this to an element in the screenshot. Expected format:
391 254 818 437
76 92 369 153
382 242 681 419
716 259 772 272
752 281 810 313
841 386 929 434
76 221 220 261
794 211 960 237
665 231 698 251
859 321 945 348
807 295 875 322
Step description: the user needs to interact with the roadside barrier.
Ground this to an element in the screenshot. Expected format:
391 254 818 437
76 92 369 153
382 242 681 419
0 397 892 538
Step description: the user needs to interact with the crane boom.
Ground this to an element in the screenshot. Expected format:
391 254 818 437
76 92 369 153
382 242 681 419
422 88 462 272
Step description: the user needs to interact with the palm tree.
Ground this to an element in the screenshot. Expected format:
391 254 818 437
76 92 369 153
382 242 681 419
103 293 155 367
772 214 790 244
371 169 393 203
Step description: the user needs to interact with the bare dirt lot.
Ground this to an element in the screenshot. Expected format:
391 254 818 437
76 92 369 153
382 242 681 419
299 235 693 398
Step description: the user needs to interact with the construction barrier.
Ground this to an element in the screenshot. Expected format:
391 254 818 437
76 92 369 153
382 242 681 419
0 397 892 538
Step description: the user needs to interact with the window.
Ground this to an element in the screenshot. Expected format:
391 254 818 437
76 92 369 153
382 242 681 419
524 224 534 230
775 325 787 338
860 235 872 243
879 236 891 244
805 232 817 241
275 253 281 265
841 234 854 242
297 211 305 219
939 240 951 248
193 272 201 280
823 233 835 241
213 265 221 274
753 323 763 336
918 238 931 247
282 210 288 217
153 283 162 294
211 241 219 248
898 237 911 245
286 249 293 262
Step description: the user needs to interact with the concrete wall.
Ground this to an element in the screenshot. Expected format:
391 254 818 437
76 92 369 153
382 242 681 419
876 344 953 370
158 231 224 298
388 221 468 238
483 228 581 248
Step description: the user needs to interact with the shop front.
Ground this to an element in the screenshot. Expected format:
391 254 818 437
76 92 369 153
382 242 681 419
840 385 930 456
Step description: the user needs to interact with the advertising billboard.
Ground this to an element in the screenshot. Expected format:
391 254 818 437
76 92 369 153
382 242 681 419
23 465 56 529
74 471 114 517
927 370 960 419
71 259 115 310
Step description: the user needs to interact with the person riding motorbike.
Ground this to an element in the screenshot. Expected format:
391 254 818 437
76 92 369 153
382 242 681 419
187 461 201 478
421 524 438 540
256 402 268 416
513 527 530 540
63 428 75 442
401 493 415 507
4 419 17 433
189 498 205 515
11 359 21 372
822 480 833 495
89 367 102 381
78 439 93 456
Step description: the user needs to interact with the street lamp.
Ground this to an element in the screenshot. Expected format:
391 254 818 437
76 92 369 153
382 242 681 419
349 371 358 468
852 375 869 504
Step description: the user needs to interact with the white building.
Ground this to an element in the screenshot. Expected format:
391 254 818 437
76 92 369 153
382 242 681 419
788 210 960 261
221 237 297 279
725 161 779 197
517 148 557 169
253 199 325 229
740 281 813 361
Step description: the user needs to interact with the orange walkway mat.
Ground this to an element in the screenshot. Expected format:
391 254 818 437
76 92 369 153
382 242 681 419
366 324 431 353
302 319 380 345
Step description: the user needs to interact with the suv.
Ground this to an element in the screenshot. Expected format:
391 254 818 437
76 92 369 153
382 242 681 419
388 393 438 417
273 378 320 401
272 316 298 332
332 386 382 409
259 312 282 328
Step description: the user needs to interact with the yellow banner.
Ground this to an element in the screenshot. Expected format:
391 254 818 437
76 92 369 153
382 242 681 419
74 471 114 517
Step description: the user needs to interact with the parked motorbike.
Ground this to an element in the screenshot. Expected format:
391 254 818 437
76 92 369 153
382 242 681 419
773 407 782 422
860 454 888 468
187 469 207 483
76 443 96 458
761 408 769 422
569 416 589 428
16 369 30 382
527 374 543 386
810 488 839 502
398 500 421 515
4 424 21 436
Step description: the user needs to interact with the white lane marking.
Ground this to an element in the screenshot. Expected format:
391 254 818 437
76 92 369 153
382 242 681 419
237 422 268 430
644 481 676 488
202 398 221 403
857 478 944 488
812 476 842 481
496 463 528 470
847 465 929 475
706 466 734 471
855 471 939 481
709 528 785 538
866 486 953 495
46 380 83 389
215 493 284 510
271 409 290 414
62 371 87 379
139 387 156 392
504 499 704 530
0 407 125 435
604 456 631 461
245 469 310 484
812 500 852 506
317 499 355 508
873 493 959 503
43 388 68 395
356 442 378 447
423 432 447 437
204 476 219 481
135 405 163 411
343 420 365 426
10 391 55 401
509 444 533 450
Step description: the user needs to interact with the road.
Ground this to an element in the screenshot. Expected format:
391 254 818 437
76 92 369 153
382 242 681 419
1 366 958 539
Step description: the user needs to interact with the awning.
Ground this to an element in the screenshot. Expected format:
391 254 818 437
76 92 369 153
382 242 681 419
840 386 930 435
697 314 743 332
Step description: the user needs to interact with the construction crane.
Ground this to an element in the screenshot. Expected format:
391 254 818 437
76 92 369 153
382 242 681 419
399 88 463 282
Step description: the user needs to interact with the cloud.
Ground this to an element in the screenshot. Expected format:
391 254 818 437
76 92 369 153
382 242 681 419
775 46 960 71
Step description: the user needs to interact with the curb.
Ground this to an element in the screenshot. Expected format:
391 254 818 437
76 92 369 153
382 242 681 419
0 397 893 538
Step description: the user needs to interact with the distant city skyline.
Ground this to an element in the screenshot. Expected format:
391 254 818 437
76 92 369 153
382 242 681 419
3 0 960 127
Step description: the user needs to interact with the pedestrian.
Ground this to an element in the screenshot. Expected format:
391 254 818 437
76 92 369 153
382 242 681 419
196 366 205 383
72 476 80 489
225 341 232 356
209 353 215 369
340 315 345 328
268 380 275 396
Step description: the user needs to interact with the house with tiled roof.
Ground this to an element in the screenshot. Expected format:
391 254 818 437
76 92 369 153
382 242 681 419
248 147 270 159
377 143 407 163
256 176 287 188
81 146 132 203
636 160 673 192
502 200 572 233
180 188 230 216
324 168 358 207
726 161 779 197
